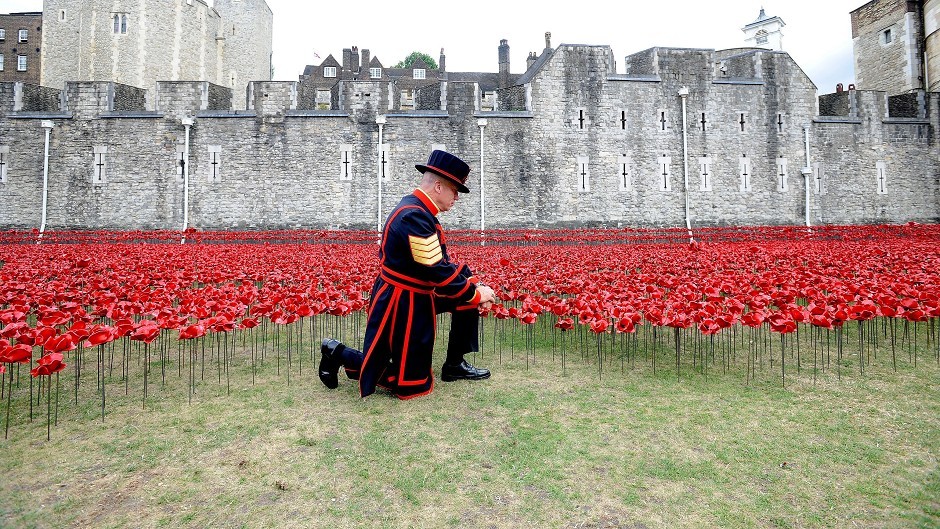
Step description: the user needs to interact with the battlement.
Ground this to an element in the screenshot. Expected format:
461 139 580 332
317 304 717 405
818 88 933 121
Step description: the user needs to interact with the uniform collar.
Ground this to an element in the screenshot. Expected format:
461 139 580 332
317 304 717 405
413 188 440 216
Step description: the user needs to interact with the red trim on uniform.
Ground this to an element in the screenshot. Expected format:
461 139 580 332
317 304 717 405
381 265 437 287
367 283 389 314
381 205 422 252
413 189 440 216
398 291 427 386
396 370 435 400
358 287 399 398
379 272 435 294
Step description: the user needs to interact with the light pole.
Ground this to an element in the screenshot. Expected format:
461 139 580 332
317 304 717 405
678 87 693 243
477 118 487 235
181 117 194 244
376 114 386 235
39 120 54 240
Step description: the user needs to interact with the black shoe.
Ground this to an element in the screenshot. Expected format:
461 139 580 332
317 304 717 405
319 339 344 389
441 360 491 381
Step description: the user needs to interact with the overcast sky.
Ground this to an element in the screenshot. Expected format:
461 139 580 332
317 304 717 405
5 0 862 93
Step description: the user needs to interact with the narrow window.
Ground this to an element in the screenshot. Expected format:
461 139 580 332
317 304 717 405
876 161 887 195
60 10 67 22
0 55 4 72
92 146 108 184
699 156 712 191
0 29 6 41
121 14 127 34
620 110 627 130
618 155 632 191
378 144 390 182
659 155 672 191
739 155 751 192
576 156 590 192
113 14 120 34
207 146 222 183
882 28 893 45
17 55 27 71
777 157 788 192
0 146 9 184
700 112 707 132
18 29 28 43
339 145 354 181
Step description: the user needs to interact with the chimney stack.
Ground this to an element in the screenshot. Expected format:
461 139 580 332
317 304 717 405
498 39 510 89
362 49 371 72
342 48 352 71
545 32 552 50
439 48 446 72
351 46 360 73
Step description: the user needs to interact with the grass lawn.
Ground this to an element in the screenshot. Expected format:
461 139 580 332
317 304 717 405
0 318 938 528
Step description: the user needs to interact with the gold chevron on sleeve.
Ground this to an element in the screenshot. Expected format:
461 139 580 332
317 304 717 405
409 233 443 265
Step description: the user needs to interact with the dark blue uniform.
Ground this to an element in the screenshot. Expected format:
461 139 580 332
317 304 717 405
338 189 481 399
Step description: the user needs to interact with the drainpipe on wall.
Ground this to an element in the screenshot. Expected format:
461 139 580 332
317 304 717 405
376 114 386 237
802 124 812 228
38 120 54 241
678 87 693 243
477 118 487 239
181 117 194 244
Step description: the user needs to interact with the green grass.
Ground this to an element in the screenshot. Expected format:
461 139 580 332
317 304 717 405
0 316 938 528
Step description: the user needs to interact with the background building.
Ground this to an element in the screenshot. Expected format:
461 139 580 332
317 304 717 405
39 0 272 109
0 12 42 85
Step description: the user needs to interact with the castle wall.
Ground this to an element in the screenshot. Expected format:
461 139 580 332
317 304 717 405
0 46 937 232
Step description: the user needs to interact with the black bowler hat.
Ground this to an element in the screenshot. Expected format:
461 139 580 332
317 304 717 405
415 150 471 193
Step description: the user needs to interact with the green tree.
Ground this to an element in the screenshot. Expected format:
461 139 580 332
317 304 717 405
393 51 438 70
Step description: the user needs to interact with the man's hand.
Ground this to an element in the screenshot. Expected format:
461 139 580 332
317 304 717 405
476 285 497 306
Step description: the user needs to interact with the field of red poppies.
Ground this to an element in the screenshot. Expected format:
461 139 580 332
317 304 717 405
1 224 938 440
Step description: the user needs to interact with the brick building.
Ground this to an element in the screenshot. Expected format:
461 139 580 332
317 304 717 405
0 12 42 85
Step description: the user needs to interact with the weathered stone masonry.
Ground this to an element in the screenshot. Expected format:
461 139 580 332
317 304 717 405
0 45 937 230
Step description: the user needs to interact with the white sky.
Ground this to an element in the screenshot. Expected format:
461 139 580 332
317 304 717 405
4 0 862 93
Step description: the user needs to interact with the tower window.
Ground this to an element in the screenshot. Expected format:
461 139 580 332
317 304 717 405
113 14 128 34
881 28 893 45
755 30 768 45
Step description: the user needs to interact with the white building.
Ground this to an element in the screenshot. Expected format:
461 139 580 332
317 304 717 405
742 8 785 51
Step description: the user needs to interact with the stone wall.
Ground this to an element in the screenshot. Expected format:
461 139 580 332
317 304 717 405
19 84 62 112
0 45 937 231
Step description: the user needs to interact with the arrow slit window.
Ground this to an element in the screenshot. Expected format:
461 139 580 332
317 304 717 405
576 156 590 192
92 146 108 184
699 156 712 191
339 145 353 181
207 146 222 183
659 155 672 191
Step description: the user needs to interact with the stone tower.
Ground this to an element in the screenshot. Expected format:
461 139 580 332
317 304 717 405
851 0 925 94
742 8 785 51
927 0 940 92
39 0 272 109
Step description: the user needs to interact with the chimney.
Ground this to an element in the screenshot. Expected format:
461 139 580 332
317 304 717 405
527 51 537 70
439 48 446 72
342 48 352 71
545 32 552 50
351 46 360 73
362 49 371 72
498 39 510 89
